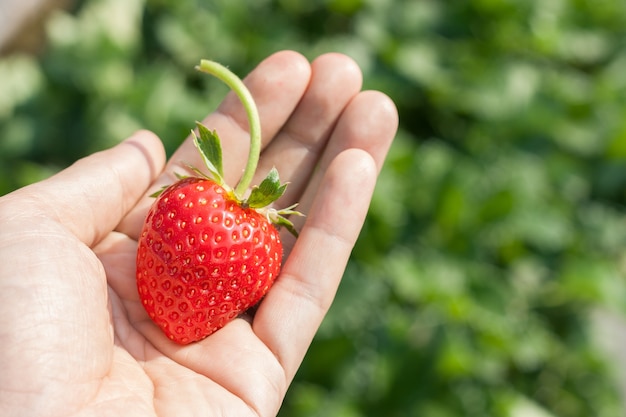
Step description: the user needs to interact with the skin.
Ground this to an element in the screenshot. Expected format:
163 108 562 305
0 51 398 417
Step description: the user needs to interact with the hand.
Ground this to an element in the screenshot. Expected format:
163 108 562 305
0 51 398 417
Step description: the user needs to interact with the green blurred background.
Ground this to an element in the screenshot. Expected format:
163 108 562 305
2 0 626 415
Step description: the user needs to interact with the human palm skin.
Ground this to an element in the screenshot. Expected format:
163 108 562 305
0 51 398 417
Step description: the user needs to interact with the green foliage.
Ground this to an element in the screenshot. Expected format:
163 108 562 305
193 122 224 184
2 0 626 415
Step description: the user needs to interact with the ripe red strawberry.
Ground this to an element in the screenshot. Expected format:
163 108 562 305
136 177 283 343
136 60 300 344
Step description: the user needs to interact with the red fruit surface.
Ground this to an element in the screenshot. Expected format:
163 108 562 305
136 177 282 344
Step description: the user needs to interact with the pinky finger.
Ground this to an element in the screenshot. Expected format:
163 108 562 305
252 148 378 382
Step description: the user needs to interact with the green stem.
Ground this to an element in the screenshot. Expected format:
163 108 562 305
195 59 261 198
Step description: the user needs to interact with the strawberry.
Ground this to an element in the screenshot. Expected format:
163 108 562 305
136 61 300 344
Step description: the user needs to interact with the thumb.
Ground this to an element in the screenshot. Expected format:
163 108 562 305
9 130 166 246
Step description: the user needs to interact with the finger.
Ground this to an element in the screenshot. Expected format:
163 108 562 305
254 148 378 381
119 50 312 239
252 53 363 201
317 90 399 174
9 130 165 247
282 90 398 248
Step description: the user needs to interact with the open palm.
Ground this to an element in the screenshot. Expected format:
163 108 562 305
0 51 398 417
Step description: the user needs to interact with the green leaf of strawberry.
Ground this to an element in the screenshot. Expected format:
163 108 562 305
136 59 302 345
246 168 287 209
192 122 224 184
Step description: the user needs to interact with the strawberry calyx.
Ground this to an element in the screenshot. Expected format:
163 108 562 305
190 120 302 237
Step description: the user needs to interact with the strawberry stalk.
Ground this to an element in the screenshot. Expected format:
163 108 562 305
193 59 303 237
195 59 261 199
